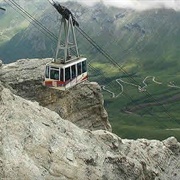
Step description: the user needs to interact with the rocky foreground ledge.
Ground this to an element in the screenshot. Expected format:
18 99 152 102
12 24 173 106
0 84 180 179
0 59 180 179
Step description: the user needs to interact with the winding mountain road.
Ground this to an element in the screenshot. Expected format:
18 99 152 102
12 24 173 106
142 76 162 89
167 82 180 89
101 85 115 98
102 75 180 98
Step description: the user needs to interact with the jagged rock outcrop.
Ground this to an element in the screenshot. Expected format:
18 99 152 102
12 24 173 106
0 58 111 131
0 84 180 179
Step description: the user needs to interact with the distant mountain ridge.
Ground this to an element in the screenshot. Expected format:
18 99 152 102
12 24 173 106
0 2 180 73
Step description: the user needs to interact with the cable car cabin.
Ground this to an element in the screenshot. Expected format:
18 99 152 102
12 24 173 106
44 57 87 90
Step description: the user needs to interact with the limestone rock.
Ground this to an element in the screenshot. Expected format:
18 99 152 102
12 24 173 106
0 85 179 179
0 58 111 131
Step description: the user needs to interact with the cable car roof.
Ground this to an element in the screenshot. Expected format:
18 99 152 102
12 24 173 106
47 57 87 68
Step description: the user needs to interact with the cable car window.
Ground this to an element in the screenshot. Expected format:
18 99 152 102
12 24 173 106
71 65 76 79
60 68 64 81
65 67 70 81
77 62 82 75
82 61 87 73
45 66 50 78
50 69 59 80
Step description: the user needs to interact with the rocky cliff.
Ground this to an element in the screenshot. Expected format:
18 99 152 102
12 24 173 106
0 83 180 179
0 58 111 131
0 59 180 179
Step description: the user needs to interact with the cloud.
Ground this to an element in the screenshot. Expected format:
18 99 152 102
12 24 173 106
57 0 180 11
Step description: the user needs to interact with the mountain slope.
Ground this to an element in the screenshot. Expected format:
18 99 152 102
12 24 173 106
1 3 180 73
0 2 180 140
0 0 46 45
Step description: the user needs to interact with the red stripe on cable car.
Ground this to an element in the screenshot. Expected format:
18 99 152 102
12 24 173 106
56 81 65 86
82 75 88 80
45 81 53 86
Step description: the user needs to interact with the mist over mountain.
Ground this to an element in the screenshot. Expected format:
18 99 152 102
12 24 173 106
55 0 180 11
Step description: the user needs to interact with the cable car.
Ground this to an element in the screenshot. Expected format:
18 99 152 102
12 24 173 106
44 0 88 90
44 57 87 90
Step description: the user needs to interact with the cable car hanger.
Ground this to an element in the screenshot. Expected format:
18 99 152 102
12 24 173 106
48 0 79 27
43 0 88 90
48 0 80 63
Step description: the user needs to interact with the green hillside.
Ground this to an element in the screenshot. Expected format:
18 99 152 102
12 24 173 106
0 2 180 140
0 0 46 45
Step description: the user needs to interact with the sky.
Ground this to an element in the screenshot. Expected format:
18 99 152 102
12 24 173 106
57 0 180 11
